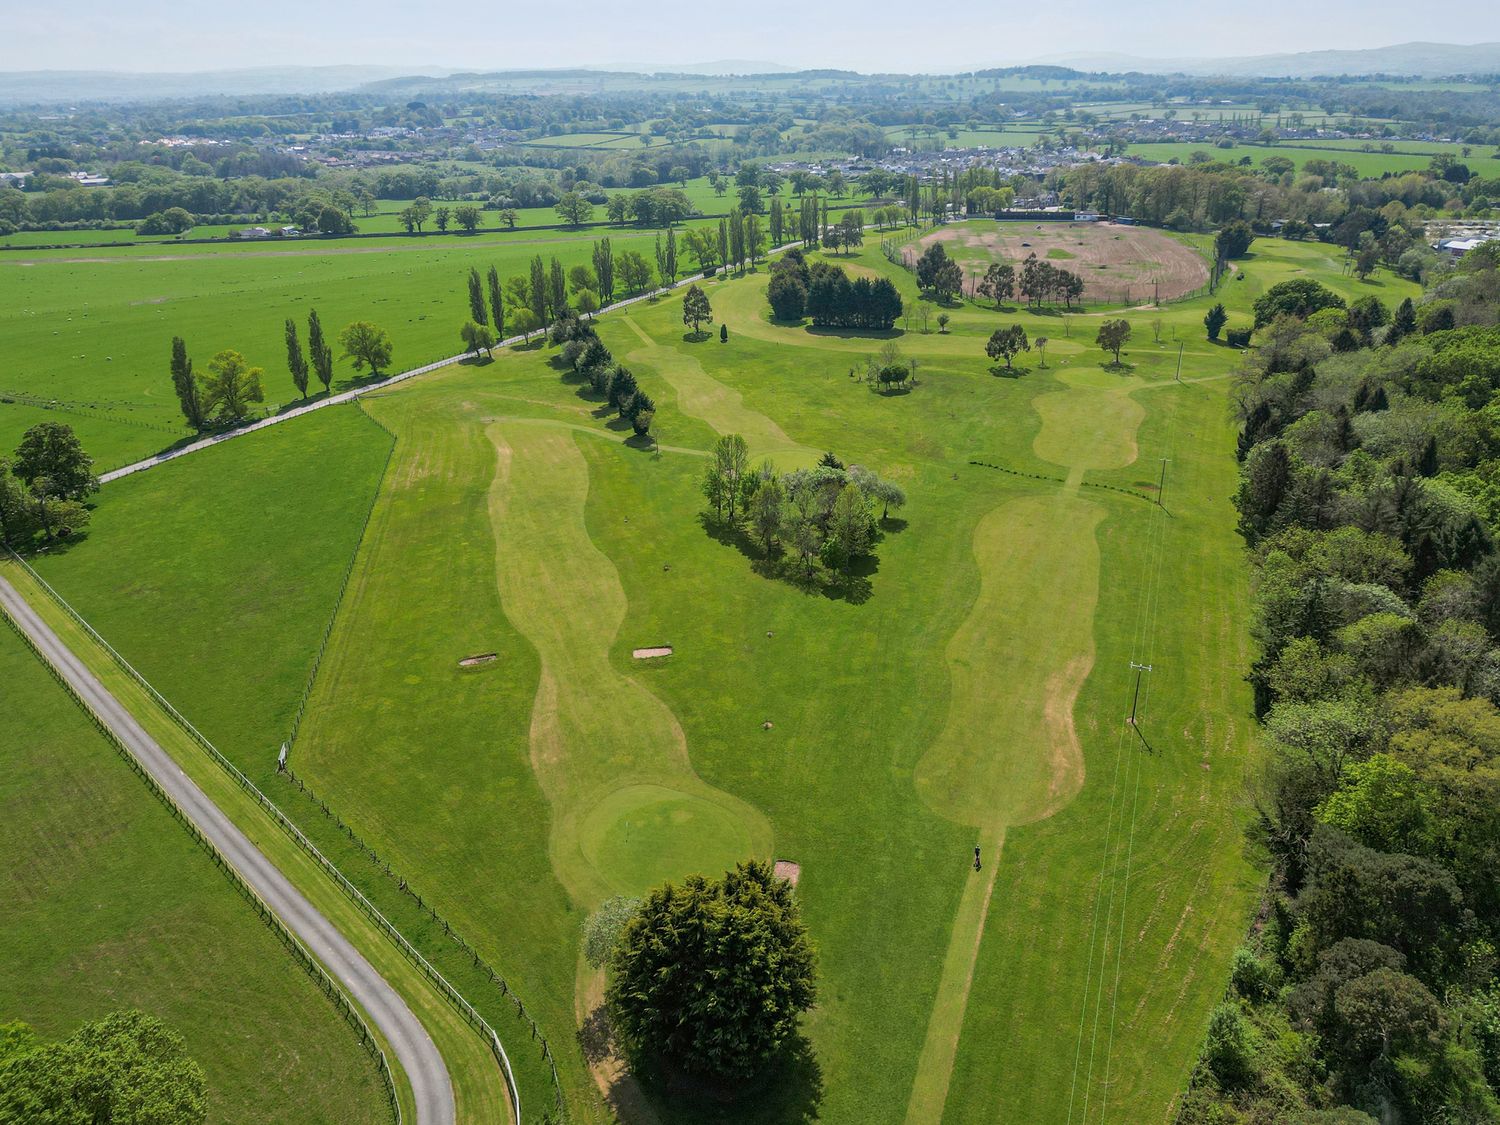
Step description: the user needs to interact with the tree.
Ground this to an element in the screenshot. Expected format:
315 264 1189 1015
608 367 639 416
827 483 873 572
200 350 265 424
977 262 1016 307
307 309 334 394
169 336 207 430
467 267 489 326
555 192 593 226
1205 302 1229 341
486 265 504 338
575 289 600 319
592 237 615 302
617 249 653 295
606 861 816 1081
510 307 541 343
1355 243 1380 281
1215 220 1256 261
629 392 655 437
339 322 393 377
767 270 808 320
284 318 309 398
1254 279 1346 328
1035 336 1049 368
915 242 962 300
705 433 750 523
13 422 97 500
0 1011 207 1125
1388 297 1417 346
461 320 496 358
583 897 640 969
750 472 785 553
683 284 713 337
549 258 568 321
454 204 482 233
1096 319 1133 366
434 205 451 232
986 325 1030 370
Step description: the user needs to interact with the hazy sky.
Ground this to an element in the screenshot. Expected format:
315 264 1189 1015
6 0 1500 73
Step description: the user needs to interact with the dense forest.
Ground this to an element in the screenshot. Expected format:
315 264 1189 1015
1180 245 1500 1121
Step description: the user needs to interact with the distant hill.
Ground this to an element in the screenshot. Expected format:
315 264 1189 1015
1020 41 1500 78
0 65 450 105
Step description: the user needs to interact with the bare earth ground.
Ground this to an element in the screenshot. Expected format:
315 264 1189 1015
919 222 1210 304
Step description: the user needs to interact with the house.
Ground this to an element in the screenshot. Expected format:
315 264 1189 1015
235 226 271 240
279 226 301 237
1439 237 1490 259
1074 211 1101 222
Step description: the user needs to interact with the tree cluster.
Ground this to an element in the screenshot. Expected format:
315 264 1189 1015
766 249 901 330
702 436 905 586
1183 245 1500 1124
551 314 655 435
0 422 97 544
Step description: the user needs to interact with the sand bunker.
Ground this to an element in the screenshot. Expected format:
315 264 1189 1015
631 646 673 659
774 860 801 886
458 652 498 667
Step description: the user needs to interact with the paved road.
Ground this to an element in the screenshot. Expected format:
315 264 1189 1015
0 573 455 1125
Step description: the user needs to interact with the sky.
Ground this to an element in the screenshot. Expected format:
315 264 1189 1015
5 0 1500 74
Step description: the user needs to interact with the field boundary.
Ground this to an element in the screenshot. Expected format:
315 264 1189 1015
1 545 525 1125
0 586 403 1125
284 401 398 751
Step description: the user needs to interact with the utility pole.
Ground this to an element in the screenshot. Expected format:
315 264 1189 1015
1127 662 1153 726
1157 457 1171 509
1174 341 1184 382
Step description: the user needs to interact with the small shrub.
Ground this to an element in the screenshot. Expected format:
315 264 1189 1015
1226 328 1252 348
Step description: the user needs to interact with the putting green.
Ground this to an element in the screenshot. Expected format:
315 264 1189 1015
578 783 756 897
913 493 1103 828
487 421 772 906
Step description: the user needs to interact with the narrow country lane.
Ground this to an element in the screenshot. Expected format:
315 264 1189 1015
0 572 456 1125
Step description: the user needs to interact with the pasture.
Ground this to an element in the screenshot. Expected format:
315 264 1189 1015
0 624 389 1125
1127 139 1500 180
19 226 1417 1122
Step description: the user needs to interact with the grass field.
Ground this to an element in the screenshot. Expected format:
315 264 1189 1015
15 225 1421 1122
0 625 389 1125
1127 140 1500 179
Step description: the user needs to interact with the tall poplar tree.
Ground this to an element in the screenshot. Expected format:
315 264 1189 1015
467 267 488 326
486 265 504 338
284 318 309 399
308 309 334 394
169 336 207 431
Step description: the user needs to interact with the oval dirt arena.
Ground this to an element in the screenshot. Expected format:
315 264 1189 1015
917 220 1210 304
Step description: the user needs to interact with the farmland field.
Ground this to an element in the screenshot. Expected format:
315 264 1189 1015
1127 140 1500 179
0 623 389 1125
7 222 1418 1122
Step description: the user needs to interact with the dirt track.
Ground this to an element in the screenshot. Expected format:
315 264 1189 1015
921 222 1209 304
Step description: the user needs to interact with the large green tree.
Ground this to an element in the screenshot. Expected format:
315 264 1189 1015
607 861 816 1080
682 284 714 336
201 350 265 423
338 322 393 378
14 421 97 500
0 1011 207 1124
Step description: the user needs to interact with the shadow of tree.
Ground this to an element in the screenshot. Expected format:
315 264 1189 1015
633 1033 825 1125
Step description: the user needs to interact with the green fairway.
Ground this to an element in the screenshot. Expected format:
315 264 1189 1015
16 224 1421 1123
0 626 389 1125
